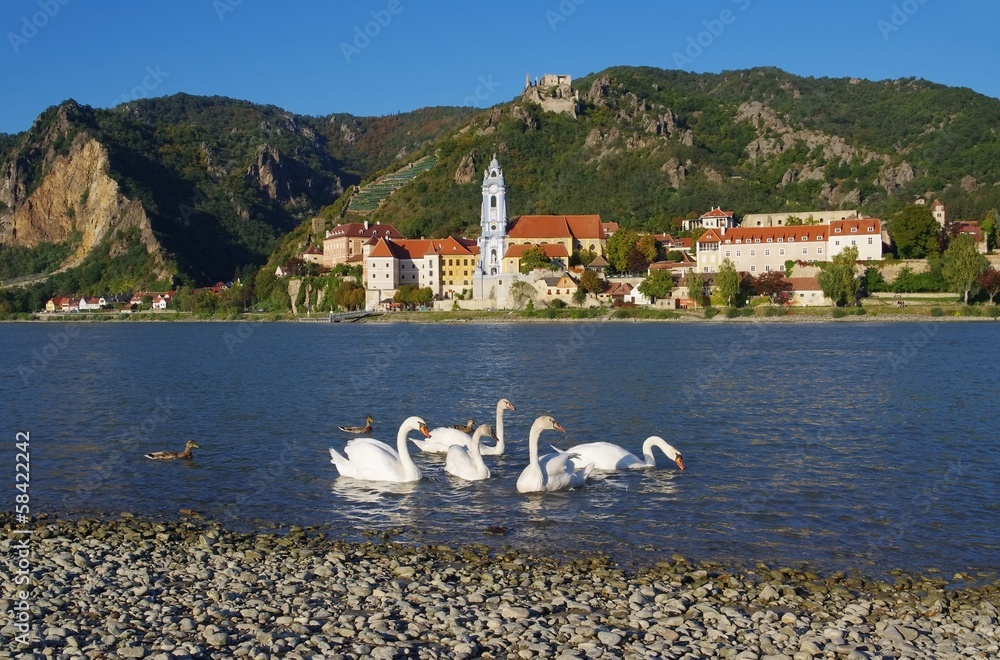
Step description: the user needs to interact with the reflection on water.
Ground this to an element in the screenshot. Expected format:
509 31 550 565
2 321 998 577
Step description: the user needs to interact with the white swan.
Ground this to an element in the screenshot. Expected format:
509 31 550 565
328 416 429 483
556 436 685 472
480 398 515 456
412 398 515 454
516 416 592 493
444 424 495 481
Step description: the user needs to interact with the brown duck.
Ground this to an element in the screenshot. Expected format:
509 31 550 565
339 415 374 434
145 440 198 460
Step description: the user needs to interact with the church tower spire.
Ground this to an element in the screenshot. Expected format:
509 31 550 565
477 154 508 276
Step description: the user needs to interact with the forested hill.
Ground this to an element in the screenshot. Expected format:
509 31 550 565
359 66 1000 240
0 95 474 295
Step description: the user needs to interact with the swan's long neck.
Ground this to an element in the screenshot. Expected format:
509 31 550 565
493 402 506 452
469 428 486 462
642 436 676 467
527 421 541 466
397 423 417 469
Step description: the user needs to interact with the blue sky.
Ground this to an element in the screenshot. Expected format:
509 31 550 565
2 0 998 135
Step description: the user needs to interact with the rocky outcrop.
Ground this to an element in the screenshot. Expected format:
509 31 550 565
454 152 477 185
661 159 688 189
738 101 914 197
0 133 169 277
586 75 612 107
244 144 342 206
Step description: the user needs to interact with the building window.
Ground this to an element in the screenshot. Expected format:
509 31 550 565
868 237 874 245
750 250 756 256
750 265 756 272
802 248 808 255
736 250 741 257
765 265 771 271
851 240 856 246
725 250 731 257
835 228 842 233
851 228 857 233
766 238 773 243
817 247 823 254
765 249 770 256
491 196 497 208
779 248 785 256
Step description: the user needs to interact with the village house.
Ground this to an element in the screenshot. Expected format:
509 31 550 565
598 281 633 306
696 219 882 274
77 296 107 311
322 221 402 269
682 207 736 231
501 244 570 274
364 236 480 308
301 245 324 265
45 296 79 313
784 277 832 306
533 273 578 303
951 221 988 253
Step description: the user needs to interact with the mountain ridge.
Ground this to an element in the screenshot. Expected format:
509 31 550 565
3 66 1000 306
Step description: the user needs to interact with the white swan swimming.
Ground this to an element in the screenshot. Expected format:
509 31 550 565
328 416 429 483
444 424 495 481
413 398 515 454
555 436 685 472
516 415 592 493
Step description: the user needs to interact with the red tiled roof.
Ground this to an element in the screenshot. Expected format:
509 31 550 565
369 236 478 260
700 207 735 219
829 219 881 235
601 222 620 238
502 244 570 259
714 226 827 244
508 215 603 240
785 277 822 292
697 229 724 244
303 245 323 255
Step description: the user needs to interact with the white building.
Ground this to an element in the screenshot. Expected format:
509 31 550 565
696 219 882 274
682 207 736 231
740 210 859 227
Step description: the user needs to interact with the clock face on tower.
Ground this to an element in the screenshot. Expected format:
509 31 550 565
489 184 498 193
491 223 497 231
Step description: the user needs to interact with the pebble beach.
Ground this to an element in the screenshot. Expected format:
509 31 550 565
2 514 998 659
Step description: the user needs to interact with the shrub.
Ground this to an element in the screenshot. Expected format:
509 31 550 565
763 306 787 317
931 307 945 317
985 306 1000 318
704 307 719 319
832 308 847 318
855 308 867 316
725 307 741 319
548 298 566 309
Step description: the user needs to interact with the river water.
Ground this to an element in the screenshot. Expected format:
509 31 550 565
3 320 998 578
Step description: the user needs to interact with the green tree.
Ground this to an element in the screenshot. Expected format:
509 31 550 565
942 234 988 304
818 246 861 306
572 287 588 307
715 259 742 307
686 270 706 306
625 247 650 275
981 210 998 252
891 206 941 258
519 245 554 274
637 234 661 264
606 228 639 274
579 269 603 294
638 269 673 302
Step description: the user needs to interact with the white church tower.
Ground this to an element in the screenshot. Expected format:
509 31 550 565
477 154 508 276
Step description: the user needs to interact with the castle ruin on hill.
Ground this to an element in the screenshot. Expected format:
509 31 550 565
522 73 579 118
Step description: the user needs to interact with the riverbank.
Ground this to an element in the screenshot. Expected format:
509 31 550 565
2 515 997 659
6 304 1000 324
